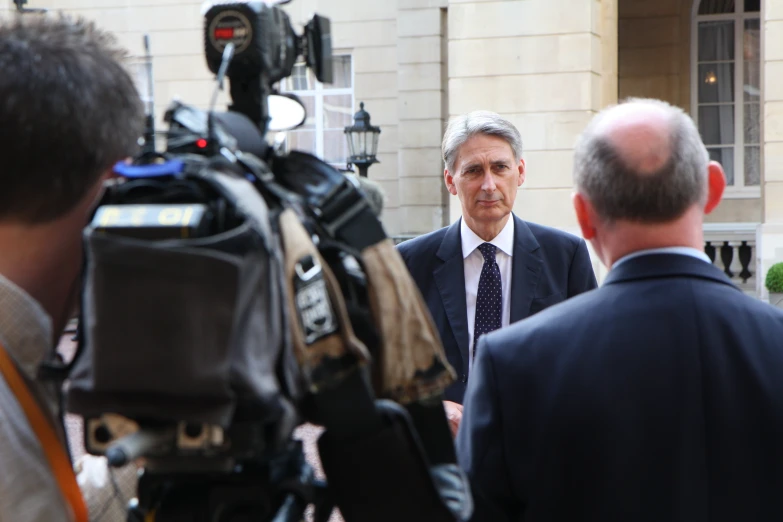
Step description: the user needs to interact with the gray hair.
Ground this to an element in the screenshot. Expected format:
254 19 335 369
572 98 710 223
442 111 523 172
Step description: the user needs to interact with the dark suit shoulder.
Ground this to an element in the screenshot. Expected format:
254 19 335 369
466 262 783 522
484 272 783 369
524 220 584 252
395 226 448 261
693 276 783 325
484 284 598 357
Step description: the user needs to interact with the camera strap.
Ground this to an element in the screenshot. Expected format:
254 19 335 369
316 178 386 250
277 207 370 388
0 341 89 522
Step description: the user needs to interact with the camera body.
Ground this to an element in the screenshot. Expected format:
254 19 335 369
62 2 470 521
202 0 331 134
204 1 332 85
68 0 336 468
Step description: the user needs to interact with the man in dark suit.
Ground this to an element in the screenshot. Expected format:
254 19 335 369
456 97 783 522
397 111 597 434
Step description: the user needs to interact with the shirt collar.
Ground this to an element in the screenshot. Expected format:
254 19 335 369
613 246 711 269
0 273 53 380
461 215 515 259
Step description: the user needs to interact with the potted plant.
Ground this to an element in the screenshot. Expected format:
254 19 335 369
765 262 783 308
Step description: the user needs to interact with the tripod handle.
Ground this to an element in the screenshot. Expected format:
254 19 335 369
106 427 175 467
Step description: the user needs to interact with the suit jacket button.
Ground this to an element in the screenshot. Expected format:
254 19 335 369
460 374 467 383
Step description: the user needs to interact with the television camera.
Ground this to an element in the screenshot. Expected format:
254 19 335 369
56 2 473 521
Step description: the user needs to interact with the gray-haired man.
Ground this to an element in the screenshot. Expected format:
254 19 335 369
457 97 783 522
397 110 597 435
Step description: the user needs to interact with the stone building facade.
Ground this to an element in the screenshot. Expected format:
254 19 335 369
3 0 781 298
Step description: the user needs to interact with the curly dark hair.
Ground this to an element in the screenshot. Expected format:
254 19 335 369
0 14 144 223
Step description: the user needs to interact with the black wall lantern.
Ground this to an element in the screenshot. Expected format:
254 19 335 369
344 102 381 177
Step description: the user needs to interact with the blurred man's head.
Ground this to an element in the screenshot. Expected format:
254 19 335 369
571 98 725 268
0 14 143 337
442 111 525 241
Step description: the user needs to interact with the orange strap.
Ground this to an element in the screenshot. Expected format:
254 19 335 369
0 342 89 522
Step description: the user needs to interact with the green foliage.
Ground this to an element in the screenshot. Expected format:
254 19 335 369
765 262 783 293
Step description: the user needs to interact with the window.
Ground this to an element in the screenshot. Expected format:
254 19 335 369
280 55 354 167
692 0 761 194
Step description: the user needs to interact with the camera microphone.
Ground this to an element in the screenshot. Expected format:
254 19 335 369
141 33 156 156
206 42 235 155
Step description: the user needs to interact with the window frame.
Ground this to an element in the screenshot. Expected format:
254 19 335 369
690 0 762 198
280 53 355 169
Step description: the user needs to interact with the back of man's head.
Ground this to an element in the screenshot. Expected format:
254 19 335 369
0 14 144 224
572 98 710 224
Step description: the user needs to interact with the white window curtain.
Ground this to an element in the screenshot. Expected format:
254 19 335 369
693 0 761 189
743 18 761 186
698 21 735 184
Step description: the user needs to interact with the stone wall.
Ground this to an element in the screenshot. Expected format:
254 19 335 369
757 0 783 300
618 0 690 107
447 0 615 234
17 0 409 233
9 0 619 239
763 0 783 223
396 0 450 234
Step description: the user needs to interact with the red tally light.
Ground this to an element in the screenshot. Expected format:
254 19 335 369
196 138 208 149
214 28 234 40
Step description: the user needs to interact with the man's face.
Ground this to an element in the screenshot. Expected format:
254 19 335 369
445 134 525 233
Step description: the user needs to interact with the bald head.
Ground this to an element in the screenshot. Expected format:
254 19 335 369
595 102 673 175
573 98 710 224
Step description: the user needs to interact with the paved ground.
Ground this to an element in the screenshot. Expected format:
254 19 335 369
293 423 345 522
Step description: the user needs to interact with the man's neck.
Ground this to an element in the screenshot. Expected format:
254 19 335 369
0 222 81 343
601 209 705 269
463 213 511 242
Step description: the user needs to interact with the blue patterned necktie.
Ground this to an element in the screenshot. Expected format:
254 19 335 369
473 242 502 356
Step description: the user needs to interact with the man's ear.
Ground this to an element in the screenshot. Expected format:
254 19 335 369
572 192 597 240
517 158 526 187
445 169 458 196
84 168 115 213
704 160 726 215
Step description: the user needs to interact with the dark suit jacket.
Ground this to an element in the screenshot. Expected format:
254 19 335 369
397 214 597 403
457 253 783 522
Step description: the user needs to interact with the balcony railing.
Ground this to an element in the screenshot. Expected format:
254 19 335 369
703 223 758 296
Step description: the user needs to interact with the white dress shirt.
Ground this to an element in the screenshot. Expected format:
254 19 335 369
613 246 711 268
462 217 515 373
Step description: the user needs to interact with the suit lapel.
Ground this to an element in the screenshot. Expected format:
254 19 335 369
434 219 470 371
510 215 542 323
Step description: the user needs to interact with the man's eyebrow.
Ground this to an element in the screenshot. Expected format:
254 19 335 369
460 159 511 172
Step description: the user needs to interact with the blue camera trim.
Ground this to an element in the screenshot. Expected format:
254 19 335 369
113 160 185 178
